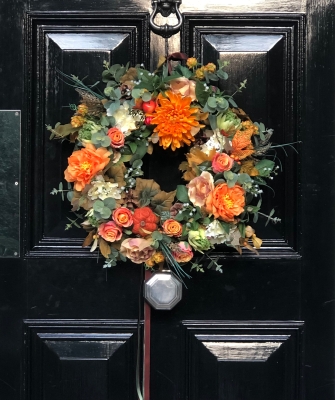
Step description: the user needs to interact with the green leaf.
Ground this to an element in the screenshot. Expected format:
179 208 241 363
93 200 104 212
132 159 143 169
152 231 163 241
129 142 137 153
207 97 217 108
220 221 231 234
195 81 210 106
217 69 228 80
100 207 112 219
238 222 246 238
103 197 116 210
142 92 151 102
100 115 110 126
228 97 238 107
176 185 190 203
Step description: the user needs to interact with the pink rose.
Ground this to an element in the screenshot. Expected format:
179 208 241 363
170 241 194 263
120 238 155 264
187 171 214 207
169 77 196 101
212 152 234 173
98 221 123 242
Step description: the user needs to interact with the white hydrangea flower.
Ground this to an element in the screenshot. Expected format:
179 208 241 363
107 102 141 135
201 129 232 155
87 176 122 201
205 220 241 246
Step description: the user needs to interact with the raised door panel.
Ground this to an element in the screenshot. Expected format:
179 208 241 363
24 12 150 257
182 13 304 257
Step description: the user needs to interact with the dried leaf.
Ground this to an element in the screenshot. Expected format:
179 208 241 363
99 237 112 258
133 178 161 206
147 143 154 155
151 190 177 214
82 230 95 247
106 164 126 187
231 129 254 160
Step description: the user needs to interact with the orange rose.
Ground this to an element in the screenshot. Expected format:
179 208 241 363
170 242 193 263
98 221 123 242
169 77 197 101
212 152 234 173
162 219 183 237
64 143 111 191
112 207 133 228
107 127 125 148
205 183 245 222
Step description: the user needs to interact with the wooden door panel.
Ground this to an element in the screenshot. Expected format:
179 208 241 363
183 321 303 400
24 320 139 400
25 12 150 257
182 13 304 256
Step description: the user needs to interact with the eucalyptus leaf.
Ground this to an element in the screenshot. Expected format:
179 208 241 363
103 197 116 210
176 185 190 203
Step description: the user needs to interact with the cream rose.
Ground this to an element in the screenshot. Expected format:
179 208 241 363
187 171 214 207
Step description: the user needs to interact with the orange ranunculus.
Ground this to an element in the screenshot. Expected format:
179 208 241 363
64 143 111 191
205 183 245 222
187 171 214 207
211 152 234 173
98 221 123 243
112 207 133 228
107 127 125 148
162 219 183 237
150 91 200 151
77 104 88 116
169 77 197 101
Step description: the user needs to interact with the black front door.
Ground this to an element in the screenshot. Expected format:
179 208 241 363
0 0 334 399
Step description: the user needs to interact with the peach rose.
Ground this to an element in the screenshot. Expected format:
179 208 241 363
98 221 123 242
112 207 133 228
205 183 245 222
187 171 214 207
120 238 155 264
162 219 183 237
169 77 196 101
170 242 194 263
107 127 125 148
64 143 111 191
212 152 234 173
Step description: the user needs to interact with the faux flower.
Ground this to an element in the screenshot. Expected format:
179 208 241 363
77 104 88 116
87 175 122 201
150 91 200 151
162 219 183 237
170 203 183 217
145 251 165 267
245 225 262 249
112 207 133 227
106 101 140 134
205 183 245 222
64 143 111 191
132 207 159 236
71 115 85 128
195 67 205 80
107 127 125 148
98 221 123 242
169 77 196 101
201 130 230 155
186 57 197 68
187 171 214 207
188 229 212 253
205 220 241 246
120 238 155 264
170 241 194 263
211 152 234 173
204 63 216 73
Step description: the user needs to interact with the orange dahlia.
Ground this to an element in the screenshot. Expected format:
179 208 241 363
205 183 245 223
150 91 200 151
64 143 111 191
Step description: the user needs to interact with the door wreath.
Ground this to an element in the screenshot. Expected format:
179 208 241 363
49 55 281 278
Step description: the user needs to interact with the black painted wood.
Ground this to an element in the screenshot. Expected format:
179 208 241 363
0 1 334 399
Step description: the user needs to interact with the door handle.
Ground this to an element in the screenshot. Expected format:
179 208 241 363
149 0 183 38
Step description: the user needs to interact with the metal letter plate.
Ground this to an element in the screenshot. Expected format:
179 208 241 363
0 111 20 257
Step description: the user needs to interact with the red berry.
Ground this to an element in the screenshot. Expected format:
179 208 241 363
142 100 156 113
144 116 153 125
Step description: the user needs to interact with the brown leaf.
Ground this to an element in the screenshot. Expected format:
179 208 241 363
106 164 126 188
99 238 112 258
133 178 161 207
151 190 177 214
82 230 95 247
147 143 154 155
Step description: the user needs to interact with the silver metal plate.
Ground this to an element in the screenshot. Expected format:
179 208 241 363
0 110 20 257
